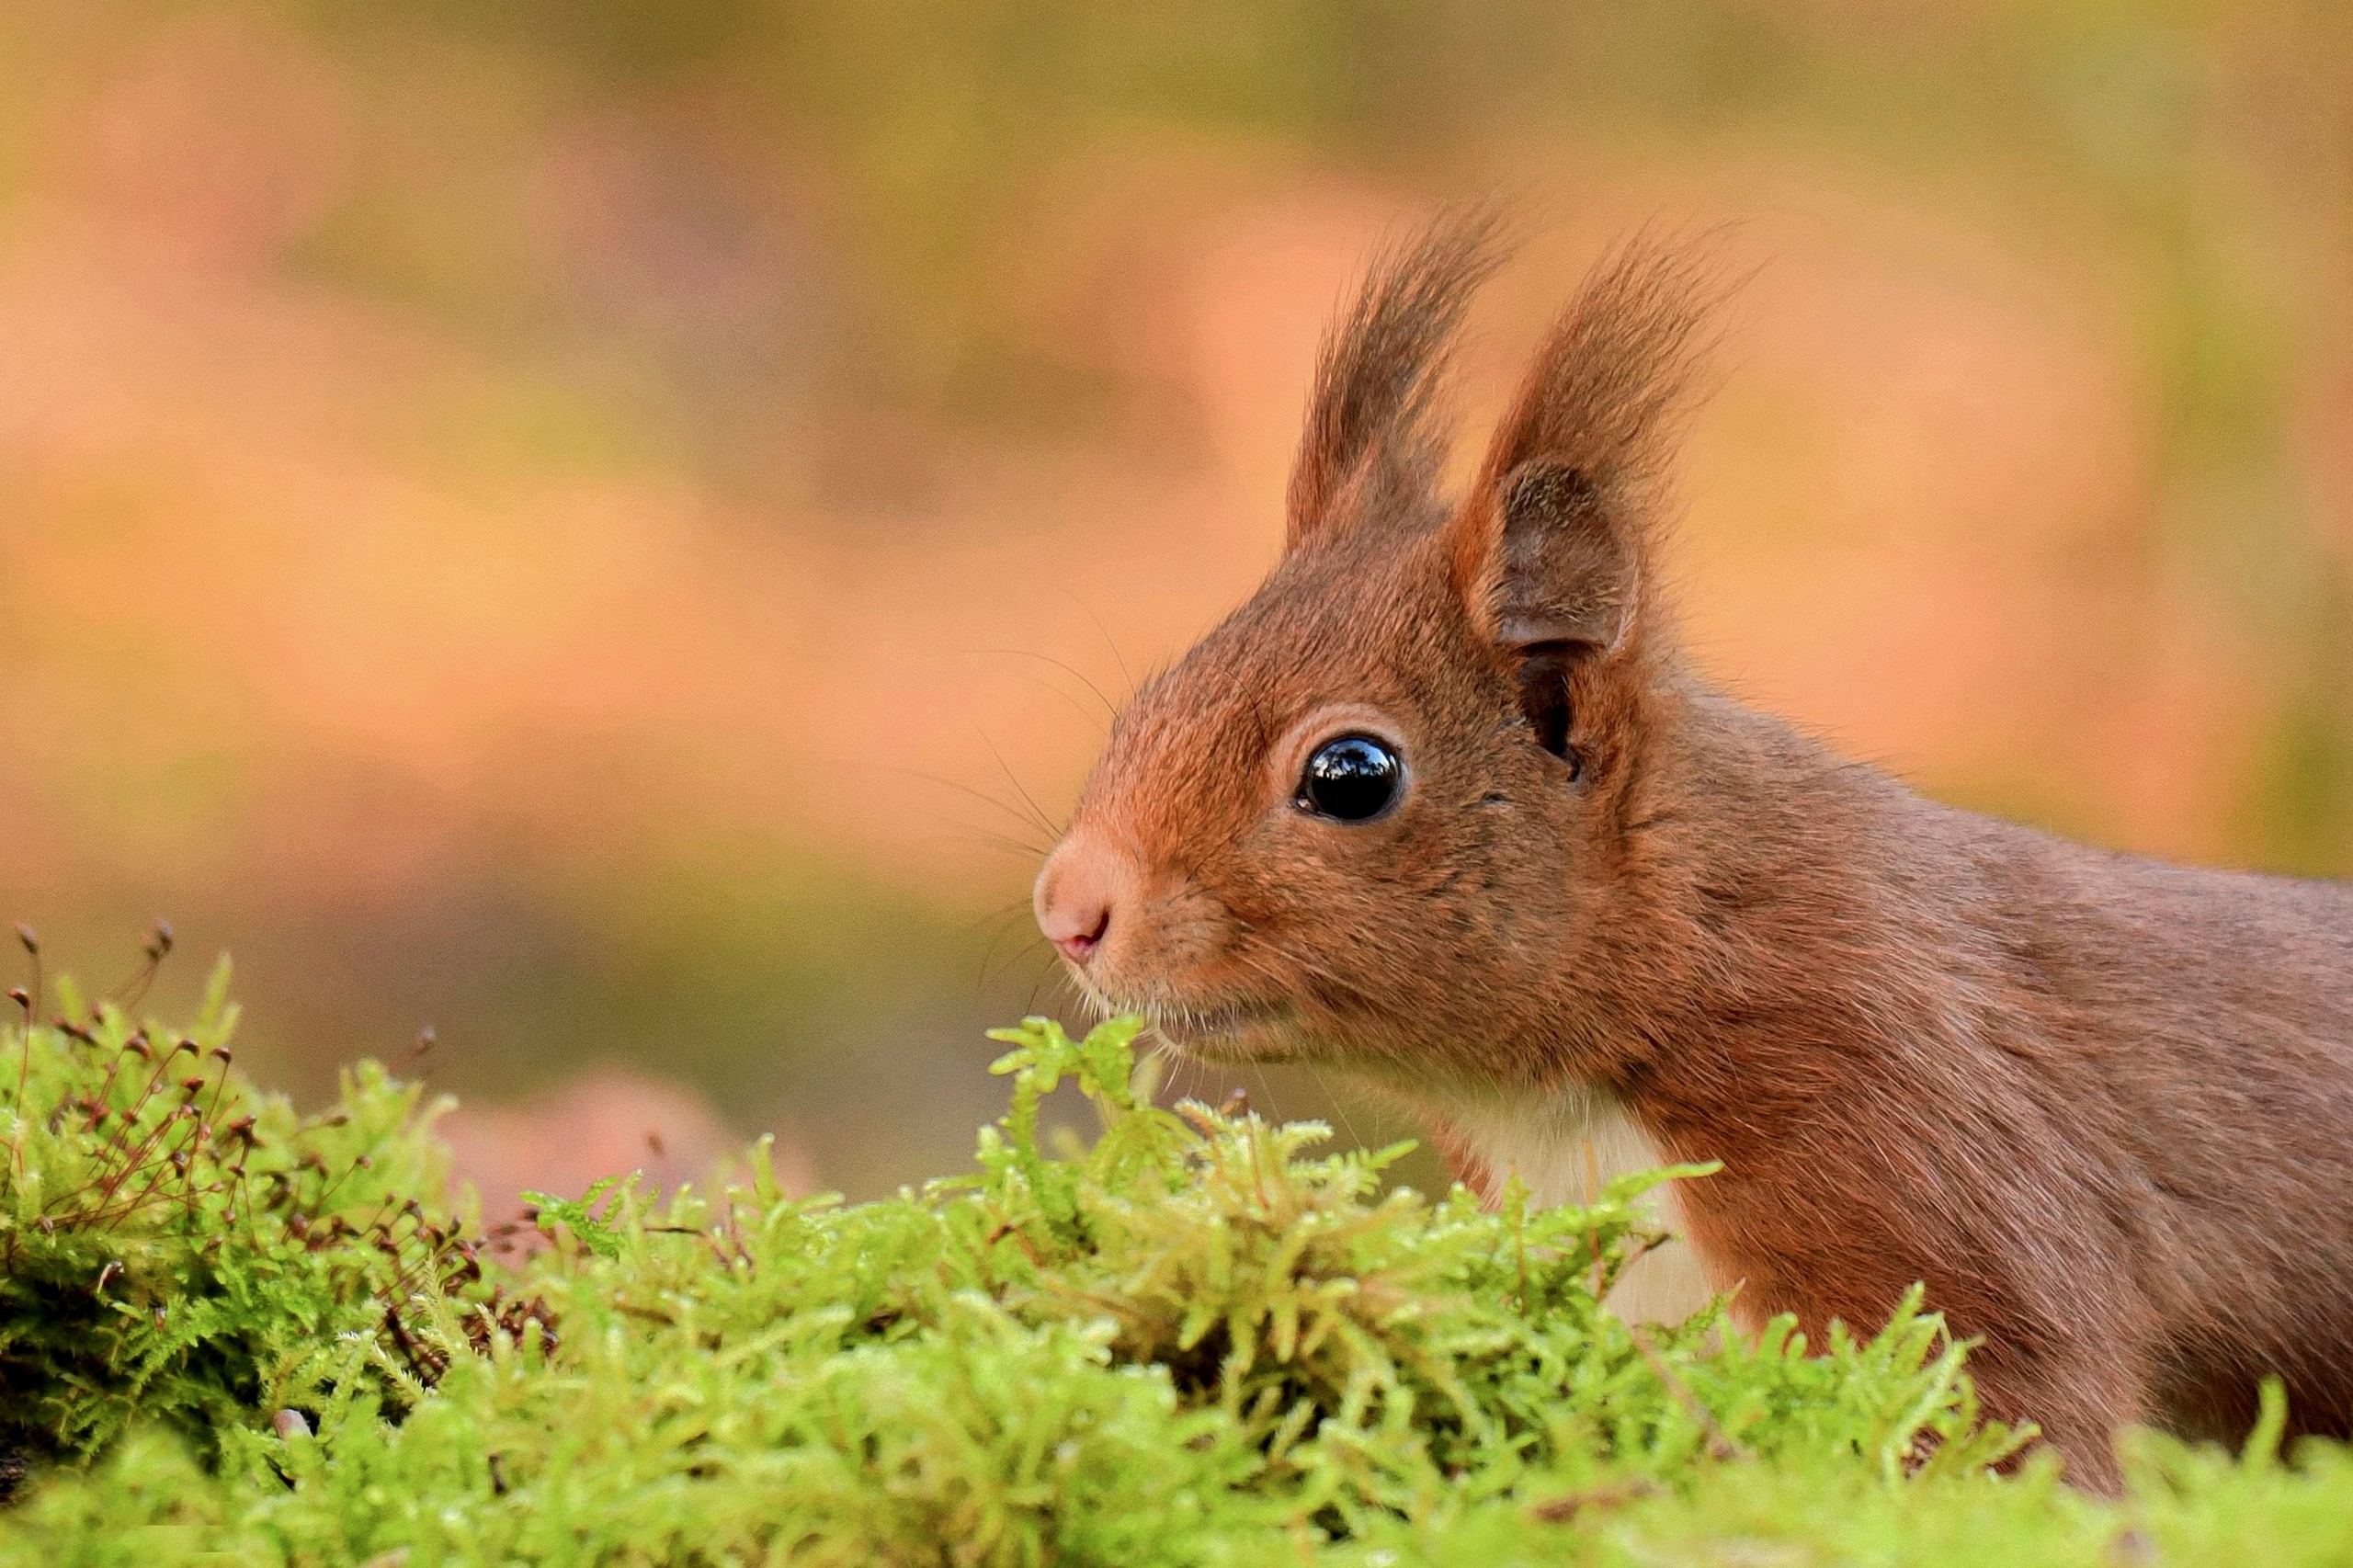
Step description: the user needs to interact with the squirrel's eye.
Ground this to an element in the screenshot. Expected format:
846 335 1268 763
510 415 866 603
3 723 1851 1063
1296 735 1403 823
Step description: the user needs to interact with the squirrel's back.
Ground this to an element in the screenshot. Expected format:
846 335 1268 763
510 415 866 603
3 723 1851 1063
1629 683 2353 1449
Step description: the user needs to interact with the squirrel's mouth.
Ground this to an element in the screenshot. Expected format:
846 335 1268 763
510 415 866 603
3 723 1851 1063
1075 983 1299 1062
1144 998 1298 1061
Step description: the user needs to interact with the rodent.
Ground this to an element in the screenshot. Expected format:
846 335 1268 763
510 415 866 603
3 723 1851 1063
1029 213 2353 1490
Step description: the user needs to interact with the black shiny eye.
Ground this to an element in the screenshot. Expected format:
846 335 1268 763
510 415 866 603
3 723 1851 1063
1296 734 1403 822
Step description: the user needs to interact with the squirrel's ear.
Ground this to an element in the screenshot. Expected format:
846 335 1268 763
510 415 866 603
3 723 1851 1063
1286 209 1506 554
1449 234 1719 659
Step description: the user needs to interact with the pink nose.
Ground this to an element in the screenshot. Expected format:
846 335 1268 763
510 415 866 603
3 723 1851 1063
1035 834 1126 966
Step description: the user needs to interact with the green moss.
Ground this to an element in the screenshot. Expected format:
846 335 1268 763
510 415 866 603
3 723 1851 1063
0 994 2344 1564
0 960 476 1473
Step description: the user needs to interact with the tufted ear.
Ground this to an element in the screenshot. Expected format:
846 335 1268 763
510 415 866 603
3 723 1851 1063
1285 209 1507 554
1446 234 1722 773
1450 234 1719 662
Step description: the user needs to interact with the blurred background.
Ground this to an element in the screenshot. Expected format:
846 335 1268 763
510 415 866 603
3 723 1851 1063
0 0 2347 1209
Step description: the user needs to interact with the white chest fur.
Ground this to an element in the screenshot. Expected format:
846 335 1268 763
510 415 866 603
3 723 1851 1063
1435 1085 1714 1325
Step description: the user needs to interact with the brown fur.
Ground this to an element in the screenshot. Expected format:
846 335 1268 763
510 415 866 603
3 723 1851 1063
1032 217 2353 1489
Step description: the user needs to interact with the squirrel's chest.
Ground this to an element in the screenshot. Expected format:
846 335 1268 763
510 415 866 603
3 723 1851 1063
1434 1087 1716 1325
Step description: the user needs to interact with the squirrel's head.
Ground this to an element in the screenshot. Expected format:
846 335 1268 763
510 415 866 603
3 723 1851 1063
1035 216 1718 1095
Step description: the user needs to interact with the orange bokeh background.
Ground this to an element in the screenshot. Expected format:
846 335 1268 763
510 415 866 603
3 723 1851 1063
2 1 2347 1203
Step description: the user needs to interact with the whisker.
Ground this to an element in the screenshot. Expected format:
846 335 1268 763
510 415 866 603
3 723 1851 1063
959 647 1120 726
916 824 1055 862
1058 588 1138 700
1020 952 1076 1020
974 729 1064 844
973 910 1040 990
962 897 1038 937
1012 673 1112 738
886 766 1063 844
982 935 1054 993
1307 1062 1367 1153
1142 1041 1181 1108
1246 1060 1279 1128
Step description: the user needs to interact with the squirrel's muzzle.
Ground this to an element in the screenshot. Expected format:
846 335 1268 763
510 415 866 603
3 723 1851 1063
1034 830 1131 967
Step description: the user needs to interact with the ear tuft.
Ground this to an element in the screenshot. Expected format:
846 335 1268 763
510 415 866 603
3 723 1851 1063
1287 206 1510 552
1455 231 1728 654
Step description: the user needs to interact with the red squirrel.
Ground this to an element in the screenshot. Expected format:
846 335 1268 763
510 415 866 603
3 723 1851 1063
1030 214 2353 1488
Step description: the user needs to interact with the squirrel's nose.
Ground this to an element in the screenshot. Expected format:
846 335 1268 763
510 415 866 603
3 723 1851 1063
1035 833 1127 966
